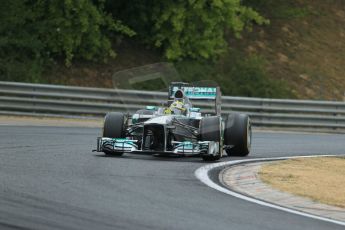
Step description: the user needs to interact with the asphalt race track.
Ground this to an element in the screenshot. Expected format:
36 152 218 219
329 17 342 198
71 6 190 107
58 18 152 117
1 125 345 230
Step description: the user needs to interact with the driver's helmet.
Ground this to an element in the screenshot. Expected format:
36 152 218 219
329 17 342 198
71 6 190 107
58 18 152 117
169 100 186 115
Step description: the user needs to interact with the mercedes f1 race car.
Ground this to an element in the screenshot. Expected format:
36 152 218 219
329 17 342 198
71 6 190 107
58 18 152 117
96 82 251 161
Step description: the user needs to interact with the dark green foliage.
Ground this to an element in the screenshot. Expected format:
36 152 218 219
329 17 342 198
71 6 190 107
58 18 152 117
130 78 167 91
0 1 44 82
175 54 293 98
175 60 217 83
217 54 293 98
0 0 287 99
107 0 268 60
128 55 293 98
35 0 134 65
0 0 134 82
244 0 312 19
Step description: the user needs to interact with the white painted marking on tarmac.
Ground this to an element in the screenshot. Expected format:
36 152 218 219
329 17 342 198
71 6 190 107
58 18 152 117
195 155 345 227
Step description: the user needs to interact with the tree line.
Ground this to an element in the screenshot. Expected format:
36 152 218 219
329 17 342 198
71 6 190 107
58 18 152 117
0 0 267 81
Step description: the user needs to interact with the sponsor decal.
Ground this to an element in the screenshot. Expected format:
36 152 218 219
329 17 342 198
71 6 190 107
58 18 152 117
171 86 217 98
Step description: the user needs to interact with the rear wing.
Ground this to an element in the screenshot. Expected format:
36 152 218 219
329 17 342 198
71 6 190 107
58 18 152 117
168 82 222 116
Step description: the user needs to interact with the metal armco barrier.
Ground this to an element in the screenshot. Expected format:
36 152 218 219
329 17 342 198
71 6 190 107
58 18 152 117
1 81 345 132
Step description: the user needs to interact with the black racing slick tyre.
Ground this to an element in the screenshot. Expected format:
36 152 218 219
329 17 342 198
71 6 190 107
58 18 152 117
224 113 251 157
102 112 126 156
200 116 222 161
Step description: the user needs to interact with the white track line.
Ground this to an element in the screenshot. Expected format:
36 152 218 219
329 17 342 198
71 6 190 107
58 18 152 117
195 155 345 227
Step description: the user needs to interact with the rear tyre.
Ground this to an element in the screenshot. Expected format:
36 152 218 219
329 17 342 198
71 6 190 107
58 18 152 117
224 113 251 157
200 116 222 161
103 112 126 156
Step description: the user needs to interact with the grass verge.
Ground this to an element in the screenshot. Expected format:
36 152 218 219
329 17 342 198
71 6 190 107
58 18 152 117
259 157 345 208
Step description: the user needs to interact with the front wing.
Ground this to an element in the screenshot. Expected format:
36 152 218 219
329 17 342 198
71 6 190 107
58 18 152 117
96 137 219 157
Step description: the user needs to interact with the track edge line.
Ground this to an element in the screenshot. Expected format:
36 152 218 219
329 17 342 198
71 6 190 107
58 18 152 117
195 155 345 227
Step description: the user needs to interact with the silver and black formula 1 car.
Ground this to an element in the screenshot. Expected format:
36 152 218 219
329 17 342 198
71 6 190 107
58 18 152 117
96 82 251 161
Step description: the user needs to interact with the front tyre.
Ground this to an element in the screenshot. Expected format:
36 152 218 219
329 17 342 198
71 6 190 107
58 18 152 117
200 116 222 161
224 113 251 157
103 112 126 156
